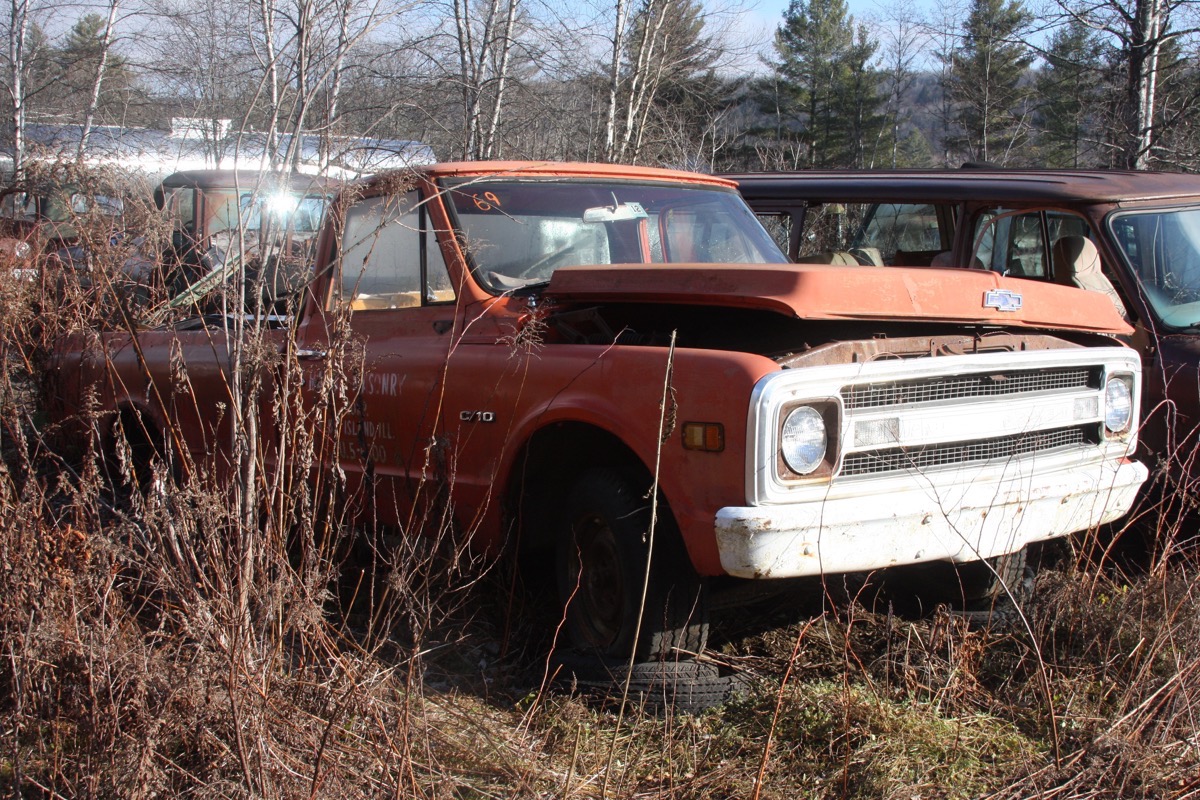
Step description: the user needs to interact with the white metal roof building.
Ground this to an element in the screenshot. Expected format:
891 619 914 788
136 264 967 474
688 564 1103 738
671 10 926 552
3 119 435 180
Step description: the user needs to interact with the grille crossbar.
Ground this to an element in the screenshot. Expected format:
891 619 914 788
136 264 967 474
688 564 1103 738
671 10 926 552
841 426 1090 477
842 367 1095 410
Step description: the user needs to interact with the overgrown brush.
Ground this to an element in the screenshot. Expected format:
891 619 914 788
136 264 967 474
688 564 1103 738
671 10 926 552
2 163 1200 799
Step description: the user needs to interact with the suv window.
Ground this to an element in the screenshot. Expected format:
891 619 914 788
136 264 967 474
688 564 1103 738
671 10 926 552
755 212 793 256
797 203 859 259
972 209 1091 278
164 187 196 233
758 202 950 266
853 203 946 265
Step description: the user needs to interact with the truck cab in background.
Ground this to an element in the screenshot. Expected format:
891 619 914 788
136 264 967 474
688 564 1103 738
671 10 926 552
148 169 337 314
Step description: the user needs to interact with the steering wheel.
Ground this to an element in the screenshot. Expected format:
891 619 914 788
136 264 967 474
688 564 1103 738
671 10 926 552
513 242 576 279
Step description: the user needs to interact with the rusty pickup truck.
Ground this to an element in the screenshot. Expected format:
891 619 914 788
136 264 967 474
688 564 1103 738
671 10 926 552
44 161 1149 662
731 168 1200 511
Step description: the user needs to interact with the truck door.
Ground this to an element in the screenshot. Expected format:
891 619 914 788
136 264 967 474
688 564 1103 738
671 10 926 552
295 188 458 534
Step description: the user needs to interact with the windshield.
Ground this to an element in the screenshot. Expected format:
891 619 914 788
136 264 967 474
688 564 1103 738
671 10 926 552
441 177 787 291
207 189 328 253
1110 207 1200 329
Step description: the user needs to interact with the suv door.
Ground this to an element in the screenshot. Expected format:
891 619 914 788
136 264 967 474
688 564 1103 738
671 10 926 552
968 208 1092 279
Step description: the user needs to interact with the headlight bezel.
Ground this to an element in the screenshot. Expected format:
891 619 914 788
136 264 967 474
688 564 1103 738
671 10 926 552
1103 372 1135 436
777 400 840 481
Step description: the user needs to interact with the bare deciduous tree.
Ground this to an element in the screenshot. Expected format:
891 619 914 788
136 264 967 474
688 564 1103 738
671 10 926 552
4 0 34 178
1057 0 1200 168
78 0 122 159
876 0 927 167
450 0 520 159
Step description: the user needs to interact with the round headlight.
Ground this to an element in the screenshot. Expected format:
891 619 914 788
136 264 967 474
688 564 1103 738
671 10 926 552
1105 377 1133 433
781 406 827 475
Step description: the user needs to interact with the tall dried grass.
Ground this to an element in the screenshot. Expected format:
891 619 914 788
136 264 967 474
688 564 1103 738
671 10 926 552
0 164 1198 799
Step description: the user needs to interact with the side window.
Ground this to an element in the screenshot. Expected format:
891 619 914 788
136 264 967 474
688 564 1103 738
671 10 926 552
853 203 945 264
1046 210 1093 281
662 205 772 263
205 190 244 236
165 187 196 234
973 209 1046 277
425 212 454 302
796 203 864 259
790 202 944 266
756 212 793 255
0 191 29 220
973 209 1093 279
339 191 455 310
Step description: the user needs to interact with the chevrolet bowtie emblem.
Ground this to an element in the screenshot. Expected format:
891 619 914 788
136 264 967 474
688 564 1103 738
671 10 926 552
983 289 1023 312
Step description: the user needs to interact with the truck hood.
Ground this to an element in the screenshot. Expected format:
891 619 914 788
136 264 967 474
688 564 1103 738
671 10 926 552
543 263 1133 335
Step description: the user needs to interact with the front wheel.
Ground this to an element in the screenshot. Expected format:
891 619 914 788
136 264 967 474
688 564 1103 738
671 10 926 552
556 469 708 661
955 547 1032 605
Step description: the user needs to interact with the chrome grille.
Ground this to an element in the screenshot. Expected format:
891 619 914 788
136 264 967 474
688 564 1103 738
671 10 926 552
842 367 1094 410
840 426 1090 477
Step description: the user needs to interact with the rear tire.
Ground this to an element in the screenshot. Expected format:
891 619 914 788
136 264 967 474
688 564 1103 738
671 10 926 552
556 469 708 661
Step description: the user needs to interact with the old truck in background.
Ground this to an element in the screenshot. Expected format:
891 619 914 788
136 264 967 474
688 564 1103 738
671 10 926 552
0 170 136 283
43 161 1148 665
142 169 338 314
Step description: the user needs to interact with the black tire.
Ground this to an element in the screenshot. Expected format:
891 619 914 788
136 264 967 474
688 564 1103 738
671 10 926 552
955 547 1032 605
556 469 708 661
551 653 739 714
852 547 1033 615
105 407 167 498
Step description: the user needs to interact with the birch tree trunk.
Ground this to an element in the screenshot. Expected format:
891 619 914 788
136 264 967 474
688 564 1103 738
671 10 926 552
1056 0 1199 168
1128 0 1164 168
283 0 317 171
77 0 120 161
321 0 354 170
618 0 668 163
257 0 282 169
481 0 516 159
452 0 481 157
602 0 630 161
6 0 30 180
451 0 518 160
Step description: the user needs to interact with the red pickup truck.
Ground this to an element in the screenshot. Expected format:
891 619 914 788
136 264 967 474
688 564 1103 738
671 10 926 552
44 161 1149 663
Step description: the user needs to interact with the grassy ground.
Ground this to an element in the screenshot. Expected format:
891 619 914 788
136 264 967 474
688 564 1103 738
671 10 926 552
2 190 1199 799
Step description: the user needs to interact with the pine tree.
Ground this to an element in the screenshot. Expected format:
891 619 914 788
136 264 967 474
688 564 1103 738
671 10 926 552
768 0 884 168
1035 19 1104 167
53 14 132 123
942 0 1033 164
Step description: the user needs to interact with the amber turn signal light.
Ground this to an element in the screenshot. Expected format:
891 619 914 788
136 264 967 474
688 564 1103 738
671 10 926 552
682 422 724 452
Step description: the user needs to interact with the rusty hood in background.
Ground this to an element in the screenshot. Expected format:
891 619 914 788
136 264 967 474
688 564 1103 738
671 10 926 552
543 263 1133 336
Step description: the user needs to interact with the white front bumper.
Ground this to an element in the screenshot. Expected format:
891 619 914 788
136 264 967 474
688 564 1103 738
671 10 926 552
714 457 1148 579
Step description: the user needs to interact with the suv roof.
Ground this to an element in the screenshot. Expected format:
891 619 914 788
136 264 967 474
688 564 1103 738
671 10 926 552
727 169 1200 205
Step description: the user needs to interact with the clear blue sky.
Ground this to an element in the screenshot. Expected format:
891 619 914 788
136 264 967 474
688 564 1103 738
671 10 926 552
729 0 966 73
745 0 933 31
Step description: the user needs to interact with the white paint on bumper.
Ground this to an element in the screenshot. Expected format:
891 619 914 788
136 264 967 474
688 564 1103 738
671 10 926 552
715 458 1148 579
